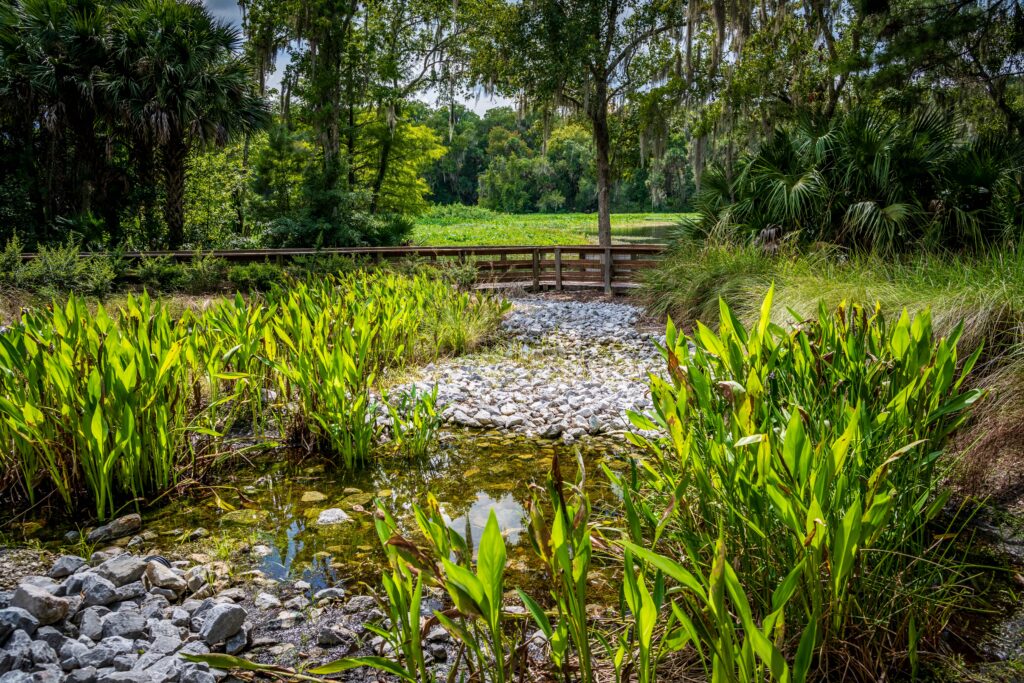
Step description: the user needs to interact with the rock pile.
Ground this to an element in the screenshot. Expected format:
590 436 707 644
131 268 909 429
0 545 246 683
406 297 663 443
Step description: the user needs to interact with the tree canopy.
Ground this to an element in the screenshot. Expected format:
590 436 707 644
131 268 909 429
0 0 1020 250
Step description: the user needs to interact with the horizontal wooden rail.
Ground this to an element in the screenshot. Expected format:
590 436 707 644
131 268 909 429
20 244 666 294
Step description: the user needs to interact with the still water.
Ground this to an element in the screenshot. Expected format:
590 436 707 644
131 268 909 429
133 431 630 592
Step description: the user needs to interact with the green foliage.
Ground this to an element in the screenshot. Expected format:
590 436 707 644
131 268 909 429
521 452 594 683
0 271 508 518
0 0 269 249
134 256 189 292
226 262 285 292
357 498 520 683
183 142 251 248
385 385 441 458
0 239 118 296
434 259 479 290
684 108 1024 252
0 294 214 519
616 290 984 679
644 240 1024 360
356 118 446 215
412 209 688 246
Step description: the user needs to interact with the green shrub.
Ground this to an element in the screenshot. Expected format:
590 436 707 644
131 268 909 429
366 213 414 245
685 107 1024 252
226 262 285 291
288 253 367 279
1 238 118 295
0 236 23 284
437 259 479 290
182 251 229 293
135 255 189 291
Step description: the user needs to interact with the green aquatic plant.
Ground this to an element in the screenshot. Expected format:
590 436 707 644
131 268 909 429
385 384 440 458
0 293 222 519
0 271 508 518
362 497 521 683
520 451 595 683
616 287 985 680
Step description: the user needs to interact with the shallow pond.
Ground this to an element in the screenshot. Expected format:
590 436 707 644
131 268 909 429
98 431 631 594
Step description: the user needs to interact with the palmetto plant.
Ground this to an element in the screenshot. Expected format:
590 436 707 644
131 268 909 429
683 107 1023 252
104 0 270 248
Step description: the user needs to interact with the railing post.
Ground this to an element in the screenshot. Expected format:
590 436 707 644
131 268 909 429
554 247 563 291
603 247 612 295
532 249 540 291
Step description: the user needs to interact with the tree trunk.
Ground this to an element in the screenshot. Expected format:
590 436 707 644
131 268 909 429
369 132 394 215
591 89 613 247
163 139 188 249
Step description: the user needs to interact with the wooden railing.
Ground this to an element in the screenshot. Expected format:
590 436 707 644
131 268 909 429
21 244 666 294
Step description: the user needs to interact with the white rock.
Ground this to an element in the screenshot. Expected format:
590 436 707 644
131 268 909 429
316 508 351 526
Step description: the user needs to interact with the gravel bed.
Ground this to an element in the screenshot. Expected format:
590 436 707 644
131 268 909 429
403 296 663 443
0 523 464 682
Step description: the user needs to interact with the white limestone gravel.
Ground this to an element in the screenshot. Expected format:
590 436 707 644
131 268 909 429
401 296 663 443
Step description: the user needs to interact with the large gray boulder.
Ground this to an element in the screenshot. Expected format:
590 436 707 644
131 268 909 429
197 603 245 645
101 611 147 640
10 584 69 626
94 555 148 587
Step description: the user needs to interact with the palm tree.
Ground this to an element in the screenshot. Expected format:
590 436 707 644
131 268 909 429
0 0 119 241
105 0 269 248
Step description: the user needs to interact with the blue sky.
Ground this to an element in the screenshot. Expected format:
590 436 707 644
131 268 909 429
201 0 511 113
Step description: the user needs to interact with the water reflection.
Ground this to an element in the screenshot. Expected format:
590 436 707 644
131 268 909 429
50 431 628 590
444 491 527 548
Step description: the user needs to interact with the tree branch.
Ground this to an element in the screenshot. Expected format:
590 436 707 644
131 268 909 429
607 22 684 76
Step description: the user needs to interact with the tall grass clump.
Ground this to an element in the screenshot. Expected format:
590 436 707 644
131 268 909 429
0 271 508 519
615 289 984 680
0 294 217 520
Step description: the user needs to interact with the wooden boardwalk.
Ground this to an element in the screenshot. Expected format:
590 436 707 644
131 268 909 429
21 244 666 294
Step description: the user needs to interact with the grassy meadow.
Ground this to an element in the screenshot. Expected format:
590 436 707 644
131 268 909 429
411 205 691 245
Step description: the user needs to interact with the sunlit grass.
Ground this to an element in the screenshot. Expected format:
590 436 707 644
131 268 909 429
412 206 693 246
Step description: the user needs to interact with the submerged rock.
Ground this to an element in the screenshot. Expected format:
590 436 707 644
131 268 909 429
316 508 352 526
219 509 271 526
